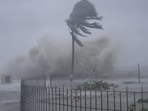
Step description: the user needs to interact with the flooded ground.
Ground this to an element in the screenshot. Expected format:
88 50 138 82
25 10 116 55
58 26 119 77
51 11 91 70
0 82 20 111
0 91 20 111
0 78 148 111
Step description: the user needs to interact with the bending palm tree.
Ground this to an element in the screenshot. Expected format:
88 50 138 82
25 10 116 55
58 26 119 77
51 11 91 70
66 0 103 82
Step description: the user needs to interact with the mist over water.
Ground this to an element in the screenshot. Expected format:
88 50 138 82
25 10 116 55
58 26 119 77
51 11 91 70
5 35 118 79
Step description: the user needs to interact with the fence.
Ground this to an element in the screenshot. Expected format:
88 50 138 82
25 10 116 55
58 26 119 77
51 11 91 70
21 78 148 111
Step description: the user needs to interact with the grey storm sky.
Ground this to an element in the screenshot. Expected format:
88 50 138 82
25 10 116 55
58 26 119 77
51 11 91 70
0 0 148 72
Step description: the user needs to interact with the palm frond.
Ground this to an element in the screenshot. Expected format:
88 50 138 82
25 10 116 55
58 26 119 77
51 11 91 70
81 21 103 29
70 31 84 47
78 25 91 34
66 20 87 37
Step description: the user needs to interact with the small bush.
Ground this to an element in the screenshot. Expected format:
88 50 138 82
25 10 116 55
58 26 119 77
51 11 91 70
77 80 110 90
139 108 148 111
137 98 148 104
128 104 135 111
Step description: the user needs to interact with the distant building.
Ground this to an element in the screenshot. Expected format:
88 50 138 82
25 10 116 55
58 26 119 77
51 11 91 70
0 74 11 84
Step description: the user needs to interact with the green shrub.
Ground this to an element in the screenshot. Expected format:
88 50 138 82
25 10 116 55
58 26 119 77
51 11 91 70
137 98 148 104
139 108 148 111
128 104 135 111
77 80 110 90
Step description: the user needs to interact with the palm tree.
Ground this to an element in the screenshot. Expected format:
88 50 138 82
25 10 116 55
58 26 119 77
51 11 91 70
66 0 103 82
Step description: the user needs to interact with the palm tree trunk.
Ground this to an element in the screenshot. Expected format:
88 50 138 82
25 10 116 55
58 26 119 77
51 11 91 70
70 31 75 82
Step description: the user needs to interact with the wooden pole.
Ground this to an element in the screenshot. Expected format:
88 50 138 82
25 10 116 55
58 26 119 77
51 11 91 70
138 64 140 83
50 75 52 87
